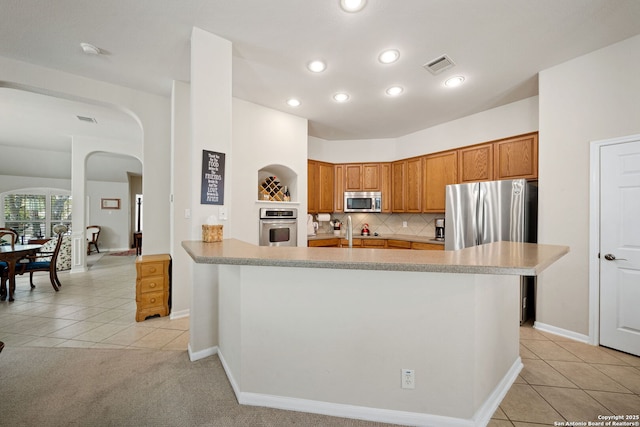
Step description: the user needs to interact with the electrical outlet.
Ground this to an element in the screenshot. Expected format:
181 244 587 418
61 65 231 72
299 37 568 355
401 369 415 389
402 221 408 228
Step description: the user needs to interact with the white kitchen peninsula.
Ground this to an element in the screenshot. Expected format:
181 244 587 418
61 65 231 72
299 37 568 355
182 239 568 427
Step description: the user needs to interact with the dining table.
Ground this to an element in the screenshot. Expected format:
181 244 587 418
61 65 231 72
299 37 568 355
0 244 41 302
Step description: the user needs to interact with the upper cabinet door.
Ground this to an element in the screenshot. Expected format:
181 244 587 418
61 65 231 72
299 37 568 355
318 162 335 213
380 163 392 213
334 164 345 213
391 161 406 212
424 150 458 213
405 157 423 213
458 143 493 183
344 164 363 191
493 132 538 180
308 160 319 213
362 163 381 191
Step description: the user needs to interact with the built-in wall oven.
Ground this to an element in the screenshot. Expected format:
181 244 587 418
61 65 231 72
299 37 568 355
259 208 298 247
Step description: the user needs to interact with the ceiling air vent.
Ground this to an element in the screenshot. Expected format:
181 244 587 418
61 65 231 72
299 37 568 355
423 54 455 75
77 115 97 123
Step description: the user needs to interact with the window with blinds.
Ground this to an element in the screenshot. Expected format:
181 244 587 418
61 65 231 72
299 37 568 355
2 191 72 241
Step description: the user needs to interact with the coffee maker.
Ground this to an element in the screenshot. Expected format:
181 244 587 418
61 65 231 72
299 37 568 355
435 218 445 241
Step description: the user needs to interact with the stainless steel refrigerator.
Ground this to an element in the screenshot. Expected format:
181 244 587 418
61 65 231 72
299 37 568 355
445 179 538 323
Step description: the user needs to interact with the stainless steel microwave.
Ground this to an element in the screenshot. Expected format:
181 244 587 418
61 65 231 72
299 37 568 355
344 191 382 213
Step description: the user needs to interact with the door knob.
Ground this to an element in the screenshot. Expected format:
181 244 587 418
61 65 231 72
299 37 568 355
604 253 627 261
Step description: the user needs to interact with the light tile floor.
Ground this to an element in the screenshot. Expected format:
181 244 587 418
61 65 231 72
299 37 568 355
0 252 188 351
490 324 640 426
2 254 639 426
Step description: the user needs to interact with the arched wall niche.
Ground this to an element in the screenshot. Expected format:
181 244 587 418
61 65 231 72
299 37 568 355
258 164 298 203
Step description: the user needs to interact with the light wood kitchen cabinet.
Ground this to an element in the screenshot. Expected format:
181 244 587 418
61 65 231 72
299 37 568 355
343 163 381 191
334 164 344 212
391 160 406 212
405 157 423 213
392 157 423 213
344 164 362 191
362 163 381 191
307 159 319 213
411 242 445 251
423 150 458 213
308 159 334 213
380 162 392 213
362 239 385 248
493 132 538 180
458 143 493 183
318 162 334 212
386 239 411 249
340 238 363 247
308 238 340 247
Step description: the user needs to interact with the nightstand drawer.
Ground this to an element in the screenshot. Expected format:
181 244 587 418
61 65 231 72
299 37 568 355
137 290 165 308
138 262 164 276
139 276 165 293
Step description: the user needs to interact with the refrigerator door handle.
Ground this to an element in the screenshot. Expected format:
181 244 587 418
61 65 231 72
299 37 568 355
475 184 483 246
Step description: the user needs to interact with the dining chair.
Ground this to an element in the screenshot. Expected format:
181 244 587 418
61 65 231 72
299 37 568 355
17 225 68 292
0 228 18 247
86 225 101 255
0 229 19 298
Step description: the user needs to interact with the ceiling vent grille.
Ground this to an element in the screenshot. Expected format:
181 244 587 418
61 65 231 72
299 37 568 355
77 115 97 123
423 54 455 75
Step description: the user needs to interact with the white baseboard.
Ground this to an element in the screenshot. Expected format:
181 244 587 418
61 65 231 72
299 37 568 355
217 350 241 399
188 343 217 362
217 349 519 427
170 309 189 320
473 357 523 426
534 321 590 344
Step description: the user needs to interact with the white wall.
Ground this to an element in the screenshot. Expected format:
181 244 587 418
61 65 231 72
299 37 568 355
308 97 539 164
397 97 539 159
86 180 130 251
170 80 192 317
0 56 171 255
187 27 232 357
232 98 308 246
537 34 640 336
308 136 396 163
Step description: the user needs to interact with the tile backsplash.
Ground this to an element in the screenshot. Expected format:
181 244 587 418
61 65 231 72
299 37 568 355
312 213 444 237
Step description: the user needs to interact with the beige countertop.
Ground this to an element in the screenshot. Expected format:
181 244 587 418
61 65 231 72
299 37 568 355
307 232 445 244
182 239 568 276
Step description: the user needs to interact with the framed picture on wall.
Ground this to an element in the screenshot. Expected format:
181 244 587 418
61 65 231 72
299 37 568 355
101 198 121 209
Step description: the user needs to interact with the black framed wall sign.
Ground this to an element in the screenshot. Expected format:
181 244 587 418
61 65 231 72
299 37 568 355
201 150 225 205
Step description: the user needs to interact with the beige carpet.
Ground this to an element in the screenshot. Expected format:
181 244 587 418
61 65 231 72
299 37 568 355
0 347 395 427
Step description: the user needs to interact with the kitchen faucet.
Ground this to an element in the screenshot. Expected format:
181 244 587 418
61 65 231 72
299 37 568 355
347 215 353 248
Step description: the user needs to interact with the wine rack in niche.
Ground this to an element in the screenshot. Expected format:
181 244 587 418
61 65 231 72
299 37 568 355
259 176 284 201
258 164 295 202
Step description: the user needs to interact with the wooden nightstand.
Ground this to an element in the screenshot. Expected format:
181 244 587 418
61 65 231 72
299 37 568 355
135 254 171 322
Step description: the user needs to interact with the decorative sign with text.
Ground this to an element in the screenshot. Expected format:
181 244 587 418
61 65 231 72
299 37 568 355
201 150 225 205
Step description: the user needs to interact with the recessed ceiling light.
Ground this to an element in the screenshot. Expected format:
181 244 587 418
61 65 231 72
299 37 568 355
333 93 350 103
287 98 301 107
444 76 465 88
385 86 404 96
80 42 101 55
378 49 400 64
307 60 327 73
340 0 367 13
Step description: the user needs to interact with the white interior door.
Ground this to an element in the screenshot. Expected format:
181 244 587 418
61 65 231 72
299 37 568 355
600 139 640 356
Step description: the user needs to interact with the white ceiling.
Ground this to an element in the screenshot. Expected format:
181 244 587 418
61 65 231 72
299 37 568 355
1 0 640 158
